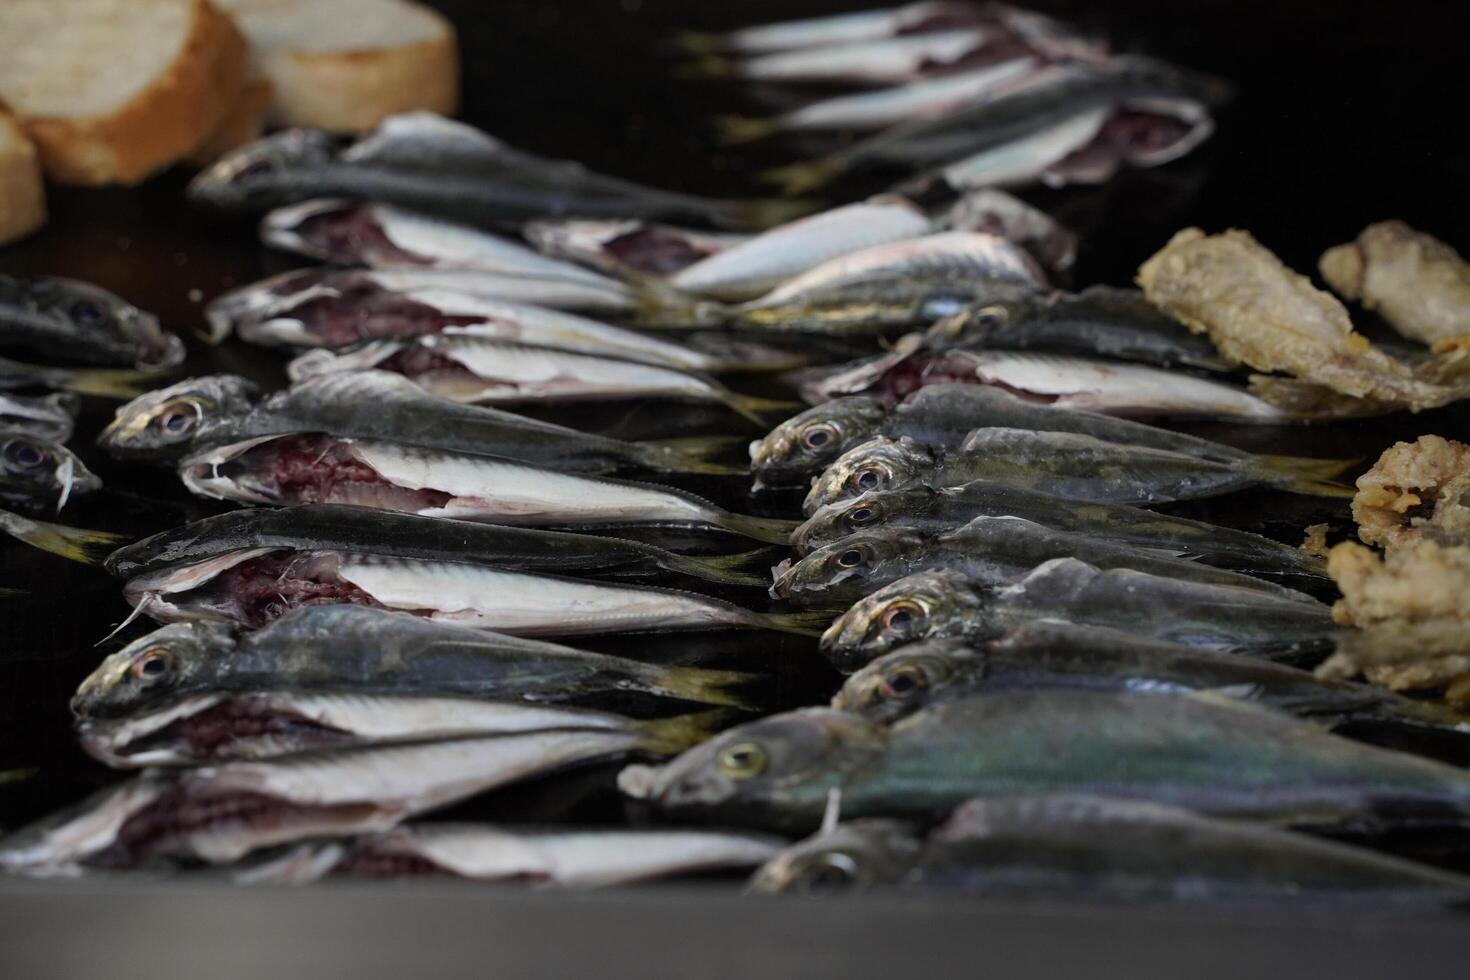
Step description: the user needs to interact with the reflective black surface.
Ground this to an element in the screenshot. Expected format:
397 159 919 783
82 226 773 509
2 0 1469 973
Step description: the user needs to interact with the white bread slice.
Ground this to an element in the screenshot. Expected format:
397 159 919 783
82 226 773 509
0 0 248 186
218 0 460 133
186 77 276 166
0 113 46 245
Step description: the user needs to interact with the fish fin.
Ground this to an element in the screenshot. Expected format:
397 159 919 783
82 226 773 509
708 512 801 546
638 708 739 754
674 54 735 80
0 766 38 786
720 391 803 426
1256 455 1360 498
726 196 821 230
661 30 721 56
0 510 127 565
56 368 152 400
715 115 781 146
758 610 834 637
758 159 844 196
667 546 786 587
636 664 763 710
646 435 747 476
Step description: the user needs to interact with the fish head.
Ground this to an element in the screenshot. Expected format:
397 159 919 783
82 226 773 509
204 269 350 346
769 527 928 606
832 638 981 723
792 487 932 555
0 431 102 513
98 375 260 463
819 570 981 673
6 276 181 371
922 294 1037 351
618 708 887 831
258 199 367 261
749 397 887 491
802 436 932 516
745 819 923 896
71 621 239 724
187 129 337 212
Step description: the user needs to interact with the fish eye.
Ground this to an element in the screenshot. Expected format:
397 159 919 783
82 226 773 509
834 547 867 570
3 440 48 471
153 399 202 437
800 423 838 451
880 663 929 700
970 304 1008 329
717 741 767 780
850 465 888 493
70 301 107 326
130 647 174 682
798 853 858 896
880 601 925 638
845 505 877 528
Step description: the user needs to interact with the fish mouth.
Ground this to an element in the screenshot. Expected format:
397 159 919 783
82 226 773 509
134 329 186 372
768 558 796 600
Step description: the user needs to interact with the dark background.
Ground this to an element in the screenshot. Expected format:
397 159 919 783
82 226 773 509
3 1 1470 975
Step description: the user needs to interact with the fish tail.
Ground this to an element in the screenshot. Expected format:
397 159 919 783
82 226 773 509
661 30 722 56
638 708 739 754
758 159 844 196
726 196 821 230
56 368 152 400
693 337 809 374
1257 455 1360 498
0 766 38 786
756 609 834 637
0 510 127 565
709 512 801 545
645 435 747 476
674 54 735 80
667 545 785 587
720 391 803 426
623 274 728 329
715 115 780 146
632 662 762 709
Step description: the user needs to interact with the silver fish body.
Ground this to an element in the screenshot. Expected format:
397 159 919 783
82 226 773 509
523 218 744 278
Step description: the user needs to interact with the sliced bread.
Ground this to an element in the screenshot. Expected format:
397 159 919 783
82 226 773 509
0 0 248 186
218 0 460 133
0 113 46 245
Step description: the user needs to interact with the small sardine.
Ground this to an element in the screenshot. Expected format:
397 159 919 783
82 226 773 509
180 434 797 543
674 2 995 55
819 561 1342 673
748 796 1470 902
0 428 101 513
771 515 1317 609
668 197 931 301
260 199 625 285
73 607 761 725
697 30 997 86
523 219 743 278
0 274 182 371
188 112 806 231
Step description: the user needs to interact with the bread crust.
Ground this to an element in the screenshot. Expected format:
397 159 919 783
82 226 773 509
186 75 275 165
0 115 46 245
21 1 248 186
266 23 459 132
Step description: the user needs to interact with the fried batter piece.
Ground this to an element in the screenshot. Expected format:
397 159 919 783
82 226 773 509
1352 435 1470 549
1329 537 1470 626
1320 221 1470 347
1300 523 1331 559
1316 619 1470 707
1138 228 1452 410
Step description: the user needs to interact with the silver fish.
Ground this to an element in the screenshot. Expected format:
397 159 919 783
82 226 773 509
819 349 1297 421
208 268 636 346
936 188 1076 274
701 30 998 86
0 428 102 514
669 197 932 301
715 56 1039 144
260 199 626 284
236 824 784 888
0 274 182 371
0 717 711 872
179 436 797 543
675 2 994 54
289 333 793 423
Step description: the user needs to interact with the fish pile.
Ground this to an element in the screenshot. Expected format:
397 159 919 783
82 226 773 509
6 2 1470 907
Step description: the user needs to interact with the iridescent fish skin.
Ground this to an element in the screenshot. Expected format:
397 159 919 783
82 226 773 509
818 560 1341 673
